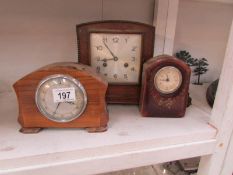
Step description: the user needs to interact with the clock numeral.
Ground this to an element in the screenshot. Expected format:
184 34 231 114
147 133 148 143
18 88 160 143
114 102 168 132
132 46 137 51
131 57 136 61
104 73 108 77
102 37 108 43
113 74 118 79
112 37 119 43
125 37 129 43
124 74 128 79
96 45 103 51
96 66 100 73
131 67 135 72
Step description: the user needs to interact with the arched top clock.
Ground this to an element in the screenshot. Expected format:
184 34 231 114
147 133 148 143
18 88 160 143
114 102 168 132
76 20 155 104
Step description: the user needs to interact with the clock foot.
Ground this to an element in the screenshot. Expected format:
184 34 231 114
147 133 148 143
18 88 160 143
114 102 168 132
19 127 43 134
86 126 108 133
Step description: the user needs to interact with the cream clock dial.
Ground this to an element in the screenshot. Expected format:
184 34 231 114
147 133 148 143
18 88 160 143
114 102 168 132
90 33 142 84
35 74 87 122
154 66 182 94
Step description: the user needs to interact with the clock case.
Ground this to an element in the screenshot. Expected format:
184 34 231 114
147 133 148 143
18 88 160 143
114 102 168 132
139 55 191 118
13 62 109 133
76 20 155 104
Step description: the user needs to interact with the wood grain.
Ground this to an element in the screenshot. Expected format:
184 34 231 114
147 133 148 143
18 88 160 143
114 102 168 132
13 62 109 132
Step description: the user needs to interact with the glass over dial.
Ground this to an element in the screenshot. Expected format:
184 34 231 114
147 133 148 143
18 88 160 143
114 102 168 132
35 74 87 122
90 33 142 84
154 66 182 94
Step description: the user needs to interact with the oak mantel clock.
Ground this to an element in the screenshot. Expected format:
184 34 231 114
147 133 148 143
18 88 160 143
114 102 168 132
76 20 155 104
139 55 191 118
13 62 109 133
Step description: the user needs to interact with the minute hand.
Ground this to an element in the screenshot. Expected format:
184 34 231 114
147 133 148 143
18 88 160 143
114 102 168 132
103 40 118 60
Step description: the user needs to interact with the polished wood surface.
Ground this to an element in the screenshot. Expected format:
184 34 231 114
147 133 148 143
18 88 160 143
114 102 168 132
13 62 109 133
139 55 191 118
76 20 155 104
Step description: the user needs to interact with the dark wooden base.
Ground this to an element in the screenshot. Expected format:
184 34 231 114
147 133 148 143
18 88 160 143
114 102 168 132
86 126 108 133
19 127 43 134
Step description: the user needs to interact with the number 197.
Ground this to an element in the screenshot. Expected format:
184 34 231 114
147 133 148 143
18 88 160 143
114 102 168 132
58 92 70 100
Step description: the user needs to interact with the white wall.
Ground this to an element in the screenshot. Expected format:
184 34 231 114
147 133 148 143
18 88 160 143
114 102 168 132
0 0 155 92
102 0 155 23
174 0 233 83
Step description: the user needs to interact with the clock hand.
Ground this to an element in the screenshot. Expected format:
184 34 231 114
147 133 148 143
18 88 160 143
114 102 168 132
53 102 61 115
166 74 169 82
102 40 118 61
99 58 116 62
65 101 75 105
160 79 168 82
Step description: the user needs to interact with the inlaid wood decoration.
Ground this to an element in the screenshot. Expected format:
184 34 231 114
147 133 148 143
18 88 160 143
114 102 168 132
76 20 155 104
139 55 191 118
13 63 109 133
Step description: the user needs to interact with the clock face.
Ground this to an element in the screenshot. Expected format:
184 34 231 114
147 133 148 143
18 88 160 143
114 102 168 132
90 33 142 84
154 66 182 94
35 74 87 122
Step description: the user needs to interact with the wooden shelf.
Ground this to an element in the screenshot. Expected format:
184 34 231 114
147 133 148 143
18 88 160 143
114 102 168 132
0 85 217 175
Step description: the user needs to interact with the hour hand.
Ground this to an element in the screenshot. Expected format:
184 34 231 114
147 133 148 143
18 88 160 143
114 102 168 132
99 57 118 62
65 101 75 105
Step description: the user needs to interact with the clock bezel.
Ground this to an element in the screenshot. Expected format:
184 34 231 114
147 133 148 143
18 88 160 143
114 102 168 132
153 66 183 95
76 20 155 104
35 74 87 123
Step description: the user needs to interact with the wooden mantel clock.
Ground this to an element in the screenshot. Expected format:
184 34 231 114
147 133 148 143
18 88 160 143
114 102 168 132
139 55 191 118
76 20 155 104
13 62 109 133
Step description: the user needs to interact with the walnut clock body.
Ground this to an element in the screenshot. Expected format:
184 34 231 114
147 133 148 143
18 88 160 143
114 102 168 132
76 20 155 104
139 55 191 118
13 63 109 133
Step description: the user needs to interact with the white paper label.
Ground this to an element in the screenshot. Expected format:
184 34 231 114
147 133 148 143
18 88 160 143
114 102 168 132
52 87 76 103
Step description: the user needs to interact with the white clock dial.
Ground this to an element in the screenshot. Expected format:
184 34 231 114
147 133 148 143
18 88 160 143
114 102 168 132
154 66 182 94
90 33 142 84
35 74 87 122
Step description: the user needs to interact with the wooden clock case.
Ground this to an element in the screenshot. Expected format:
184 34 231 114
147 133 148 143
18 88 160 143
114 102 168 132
76 20 155 104
13 62 109 133
139 55 191 118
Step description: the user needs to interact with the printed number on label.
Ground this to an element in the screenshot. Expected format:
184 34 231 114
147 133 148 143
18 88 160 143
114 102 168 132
52 87 76 103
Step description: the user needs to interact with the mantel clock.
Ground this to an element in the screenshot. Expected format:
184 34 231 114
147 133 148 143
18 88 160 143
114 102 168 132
76 20 155 104
13 63 109 133
139 55 191 118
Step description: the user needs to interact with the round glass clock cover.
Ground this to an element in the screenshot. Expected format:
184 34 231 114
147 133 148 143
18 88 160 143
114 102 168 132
35 74 87 122
90 33 142 84
154 66 182 94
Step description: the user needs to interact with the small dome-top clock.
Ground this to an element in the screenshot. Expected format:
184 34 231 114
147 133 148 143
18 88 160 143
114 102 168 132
139 55 191 118
76 20 155 104
13 62 109 133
